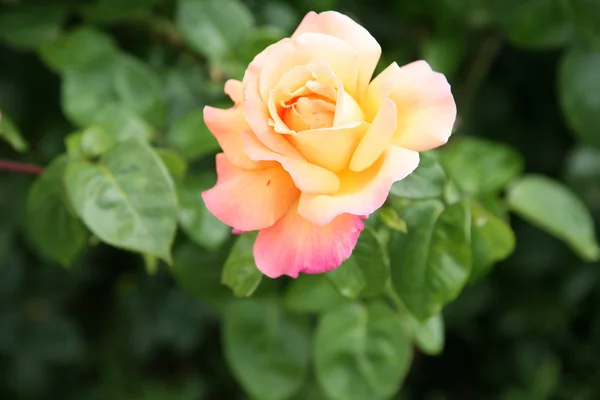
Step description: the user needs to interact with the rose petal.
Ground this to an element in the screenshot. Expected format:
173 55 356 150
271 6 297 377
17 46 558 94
258 34 359 100
202 153 299 231
241 130 340 194
298 146 419 225
349 97 397 172
224 79 244 105
389 66 457 152
254 204 364 278
203 105 269 170
288 122 368 173
245 77 305 159
365 61 456 152
363 61 431 120
292 11 381 100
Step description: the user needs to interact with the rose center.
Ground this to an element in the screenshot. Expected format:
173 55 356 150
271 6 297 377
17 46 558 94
280 94 336 131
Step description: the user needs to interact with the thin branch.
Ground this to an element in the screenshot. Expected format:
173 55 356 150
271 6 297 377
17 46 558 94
0 159 44 175
457 33 503 119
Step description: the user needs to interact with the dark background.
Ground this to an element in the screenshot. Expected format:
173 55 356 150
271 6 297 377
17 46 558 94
1 0 600 399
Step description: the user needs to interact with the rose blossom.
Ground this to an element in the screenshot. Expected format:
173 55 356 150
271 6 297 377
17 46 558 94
202 11 456 278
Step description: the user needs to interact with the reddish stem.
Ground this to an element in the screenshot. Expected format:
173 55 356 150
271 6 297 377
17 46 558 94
0 159 44 175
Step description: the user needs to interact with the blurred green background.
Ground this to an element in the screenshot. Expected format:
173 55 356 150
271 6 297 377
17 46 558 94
1 0 600 399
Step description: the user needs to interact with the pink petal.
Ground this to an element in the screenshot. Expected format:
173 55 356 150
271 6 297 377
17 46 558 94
298 146 419 225
254 204 364 278
241 130 340 194
292 11 381 100
203 81 271 170
202 153 299 231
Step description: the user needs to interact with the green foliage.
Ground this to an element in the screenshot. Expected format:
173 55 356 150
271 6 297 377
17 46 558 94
166 109 221 160
2 0 600 399
221 233 262 297
559 47 600 148
0 3 69 49
440 137 524 197
390 151 446 199
224 298 310 400
26 156 88 266
64 140 178 263
0 112 28 152
507 175 600 261
390 200 472 320
314 302 412 400
177 174 230 250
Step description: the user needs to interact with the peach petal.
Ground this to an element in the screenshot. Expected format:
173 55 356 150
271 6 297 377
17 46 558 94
288 122 368 173
203 106 269 170
241 129 340 194
258 34 359 100
292 11 381 100
349 97 397 172
224 79 244 105
298 146 419 225
244 79 305 159
389 67 456 152
202 153 299 231
363 61 432 120
254 204 364 278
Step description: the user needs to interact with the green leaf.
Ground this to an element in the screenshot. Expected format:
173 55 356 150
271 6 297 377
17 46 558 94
470 204 515 283
176 0 255 61
0 4 69 49
113 55 166 128
0 112 28 152
177 174 230 250
352 228 389 297
284 274 347 314
314 302 412 400
80 126 116 158
506 174 600 261
82 0 160 23
221 233 261 297
224 298 310 400
559 47 600 149
27 156 87 266
390 200 472 320
163 62 207 126
64 140 178 263
496 0 575 49
39 28 118 71
563 146 600 214
326 262 366 300
390 151 446 199
410 312 445 356
171 242 231 312
143 253 159 275
154 149 188 182
565 0 600 46
379 207 408 233
89 104 155 143
166 109 220 160
440 137 524 197
61 58 118 127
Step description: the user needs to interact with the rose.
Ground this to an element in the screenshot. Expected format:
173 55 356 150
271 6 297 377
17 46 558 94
202 11 456 278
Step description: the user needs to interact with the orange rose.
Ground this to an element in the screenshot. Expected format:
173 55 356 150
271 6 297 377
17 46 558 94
203 11 456 278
